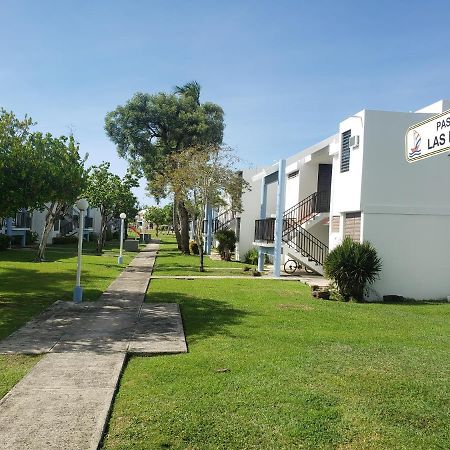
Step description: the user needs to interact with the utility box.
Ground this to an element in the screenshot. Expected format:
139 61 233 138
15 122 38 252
124 239 139 252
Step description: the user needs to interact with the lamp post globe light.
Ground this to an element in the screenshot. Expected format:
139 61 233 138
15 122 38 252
118 212 126 265
73 198 89 303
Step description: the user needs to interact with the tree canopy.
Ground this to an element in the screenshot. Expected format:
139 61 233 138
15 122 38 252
104 82 225 254
34 132 87 260
84 162 138 252
104 83 224 183
0 110 43 216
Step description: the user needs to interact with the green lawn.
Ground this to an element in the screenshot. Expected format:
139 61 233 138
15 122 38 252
103 238 450 449
153 235 255 276
0 240 135 398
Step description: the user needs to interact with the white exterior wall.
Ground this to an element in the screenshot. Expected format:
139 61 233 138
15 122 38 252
359 109 450 299
330 112 365 218
31 206 103 244
363 214 450 299
237 168 260 260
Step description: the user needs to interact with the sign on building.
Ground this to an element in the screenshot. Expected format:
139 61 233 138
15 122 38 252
405 109 450 162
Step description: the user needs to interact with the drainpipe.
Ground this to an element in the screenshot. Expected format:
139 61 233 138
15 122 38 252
273 159 286 277
257 176 268 272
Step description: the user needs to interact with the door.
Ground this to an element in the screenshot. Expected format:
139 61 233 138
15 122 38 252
316 164 332 212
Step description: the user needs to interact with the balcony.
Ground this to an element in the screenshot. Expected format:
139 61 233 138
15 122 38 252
85 217 94 228
13 211 32 229
254 218 276 243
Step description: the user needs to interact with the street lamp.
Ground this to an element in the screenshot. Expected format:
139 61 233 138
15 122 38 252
118 212 126 264
73 198 89 303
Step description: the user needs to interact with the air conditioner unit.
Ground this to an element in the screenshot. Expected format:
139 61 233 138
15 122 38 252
349 135 360 149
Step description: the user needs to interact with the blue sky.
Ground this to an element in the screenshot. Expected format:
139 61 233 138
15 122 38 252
1 0 450 204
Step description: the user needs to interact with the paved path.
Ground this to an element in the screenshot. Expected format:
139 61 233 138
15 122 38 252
0 242 187 450
149 274 330 288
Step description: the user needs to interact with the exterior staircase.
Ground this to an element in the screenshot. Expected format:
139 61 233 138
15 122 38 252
282 191 330 274
254 191 330 275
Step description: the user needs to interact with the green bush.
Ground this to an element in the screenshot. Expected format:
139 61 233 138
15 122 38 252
52 235 78 245
89 232 98 242
243 247 258 265
26 230 39 245
215 229 236 261
105 229 113 241
189 240 199 255
0 234 10 251
10 235 23 246
324 237 382 301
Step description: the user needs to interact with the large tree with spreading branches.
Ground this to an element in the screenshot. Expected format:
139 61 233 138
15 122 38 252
104 81 224 254
153 144 248 271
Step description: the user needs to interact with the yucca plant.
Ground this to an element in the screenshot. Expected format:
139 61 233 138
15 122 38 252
324 237 382 301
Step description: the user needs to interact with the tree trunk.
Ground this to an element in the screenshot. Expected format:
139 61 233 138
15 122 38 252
195 217 205 272
36 203 59 261
156 225 159 236
173 199 182 250
97 213 107 254
178 201 190 254
199 243 205 272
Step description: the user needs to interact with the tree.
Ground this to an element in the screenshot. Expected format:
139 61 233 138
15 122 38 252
153 144 248 271
104 81 224 254
143 204 172 236
0 109 46 217
35 133 87 261
84 162 138 253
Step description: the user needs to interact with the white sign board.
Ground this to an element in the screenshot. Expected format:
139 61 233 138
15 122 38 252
405 109 450 162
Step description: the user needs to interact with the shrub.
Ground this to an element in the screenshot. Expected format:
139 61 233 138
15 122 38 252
105 229 113 241
243 247 258 265
324 237 382 301
10 235 23 246
0 234 10 251
215 229 236 261
52 235 78 245
89 232 98 242
189 240 199 255
26 230 39 245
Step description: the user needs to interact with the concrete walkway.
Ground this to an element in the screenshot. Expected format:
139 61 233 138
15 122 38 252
0 242 187 450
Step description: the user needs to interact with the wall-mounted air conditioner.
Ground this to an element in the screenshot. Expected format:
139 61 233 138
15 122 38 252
349 135 360 149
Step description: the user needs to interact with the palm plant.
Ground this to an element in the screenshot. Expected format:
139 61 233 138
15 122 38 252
324 237 382 301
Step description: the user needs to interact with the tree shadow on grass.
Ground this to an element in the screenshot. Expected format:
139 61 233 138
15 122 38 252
0 265 116 340
146 291 252 345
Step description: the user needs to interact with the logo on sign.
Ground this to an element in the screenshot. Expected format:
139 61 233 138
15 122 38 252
408 130 421 158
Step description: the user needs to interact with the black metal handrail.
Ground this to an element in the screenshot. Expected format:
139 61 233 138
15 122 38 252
13 210 32 228
60 220 74 236
282 224 328 266
254 218 276 242
203 209 236 234
283 190 330 234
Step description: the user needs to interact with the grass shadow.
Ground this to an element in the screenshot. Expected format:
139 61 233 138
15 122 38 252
146 290 252 345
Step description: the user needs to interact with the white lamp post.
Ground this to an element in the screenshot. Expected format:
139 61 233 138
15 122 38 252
118 212 126 264
73 198 89 303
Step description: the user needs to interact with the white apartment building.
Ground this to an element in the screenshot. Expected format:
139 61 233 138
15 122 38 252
237 99 450 300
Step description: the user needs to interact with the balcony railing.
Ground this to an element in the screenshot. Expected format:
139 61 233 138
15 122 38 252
14 211 32 228
254 218 276 242
85 217 94 228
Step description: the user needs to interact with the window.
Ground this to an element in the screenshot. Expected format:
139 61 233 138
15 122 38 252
340 130 351 172
344 212 361 242
287 170 299 179
331 216 340 233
